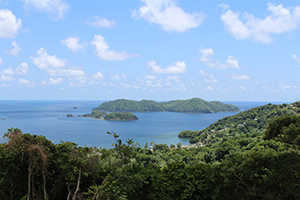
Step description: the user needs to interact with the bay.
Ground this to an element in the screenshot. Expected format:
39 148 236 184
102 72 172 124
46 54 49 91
0 100 282 148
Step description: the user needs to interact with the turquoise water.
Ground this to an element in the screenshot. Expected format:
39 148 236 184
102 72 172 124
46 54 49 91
0 100 278 148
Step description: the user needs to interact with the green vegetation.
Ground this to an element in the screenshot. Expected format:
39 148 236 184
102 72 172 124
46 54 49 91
179 102 300 144
79 109 107 119
95 98 240 113
2 101 300 199
104 112 138 121
79 110 138 121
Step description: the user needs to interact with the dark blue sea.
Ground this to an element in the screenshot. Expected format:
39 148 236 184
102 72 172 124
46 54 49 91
0 100 286 148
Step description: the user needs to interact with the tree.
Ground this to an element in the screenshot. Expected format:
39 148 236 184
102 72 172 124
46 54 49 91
264 115 300 146
3 128 54 200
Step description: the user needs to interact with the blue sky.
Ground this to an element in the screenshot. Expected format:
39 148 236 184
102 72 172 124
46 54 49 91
0 0 300 101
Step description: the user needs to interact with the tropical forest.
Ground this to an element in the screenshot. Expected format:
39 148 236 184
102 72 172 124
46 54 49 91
1 101 300 199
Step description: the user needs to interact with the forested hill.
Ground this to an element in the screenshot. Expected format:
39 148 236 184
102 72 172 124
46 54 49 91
179 102 300 144
95 98 240 113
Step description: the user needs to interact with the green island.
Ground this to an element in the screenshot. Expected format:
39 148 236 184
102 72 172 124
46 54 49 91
2 102 300 199
79 110 138 121
95 98 240 113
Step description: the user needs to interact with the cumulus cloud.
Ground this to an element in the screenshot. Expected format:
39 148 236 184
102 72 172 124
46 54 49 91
293 54 300 67
148 61 186 74
41 77 63 85
0 57 2 65
31 48 66 69
61 36 85 53
1 62 29 75
86 17 115 28
16 63 29 75
229 74 250 80
199 48 214 62
91 35 138 61
21 0 69 20
18 78 35 87
199 48 241 69
221 3 300 43
0 74 15 81
206 86 214 91
132 0 204 32
92 72 104 80
7 41 21 55
144 75 156 80
199 69 218 83
0 9 22 38
30 48 85 77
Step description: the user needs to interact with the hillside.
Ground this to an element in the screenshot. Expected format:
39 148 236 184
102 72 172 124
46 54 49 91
95 98 240 113
79 110 107 119
104 112 138 121
179 102 300 144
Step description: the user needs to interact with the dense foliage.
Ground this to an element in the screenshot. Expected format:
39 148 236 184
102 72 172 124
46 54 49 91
1 125 300 200
104 112 138 121
2 102 300 199
179 102 300 144
95 98 240 113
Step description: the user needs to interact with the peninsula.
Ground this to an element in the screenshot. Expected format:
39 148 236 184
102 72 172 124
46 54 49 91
95 98 240 113
79 110 138 121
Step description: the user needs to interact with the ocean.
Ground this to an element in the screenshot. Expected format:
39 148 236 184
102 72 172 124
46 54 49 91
0 100 284 148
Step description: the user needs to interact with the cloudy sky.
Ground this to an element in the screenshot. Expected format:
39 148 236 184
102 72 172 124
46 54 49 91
0 0 300 101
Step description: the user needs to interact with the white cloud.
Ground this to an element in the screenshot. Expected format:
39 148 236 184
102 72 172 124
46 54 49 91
18 78 35 87
92 72 103 80
86 17 115 28
199 69 218 83
7 41 21 56
293 54 300 67
31 48 85 77
111 73 127 81
41 77 63 85
61 36 85 53
111 74 120 79
0 74 15 81
199 48 214 62
31 48 66 70
144 75 156 80
167 75 180 82
91 35 138 61
206 86 214 91
48 68 85 77
221 3 300 43
0 9 22 38
1 62 29 75
132 0 204 32
240 86 246 90
229 74 250 80
280 83 296 91
21 0 69 20
148 61 186 74
15 63 29 75
120 83 132 89
1 67 14 75
1 83 11 87
199 48 241 69
0 57 2 65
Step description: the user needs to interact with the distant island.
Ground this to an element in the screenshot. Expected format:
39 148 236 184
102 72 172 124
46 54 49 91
79 110 138 121
94 98 240 113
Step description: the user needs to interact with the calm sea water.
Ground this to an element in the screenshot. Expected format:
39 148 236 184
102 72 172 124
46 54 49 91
0 100 284 148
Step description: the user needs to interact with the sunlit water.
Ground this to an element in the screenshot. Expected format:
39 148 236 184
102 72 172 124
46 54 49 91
0 100 282 148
